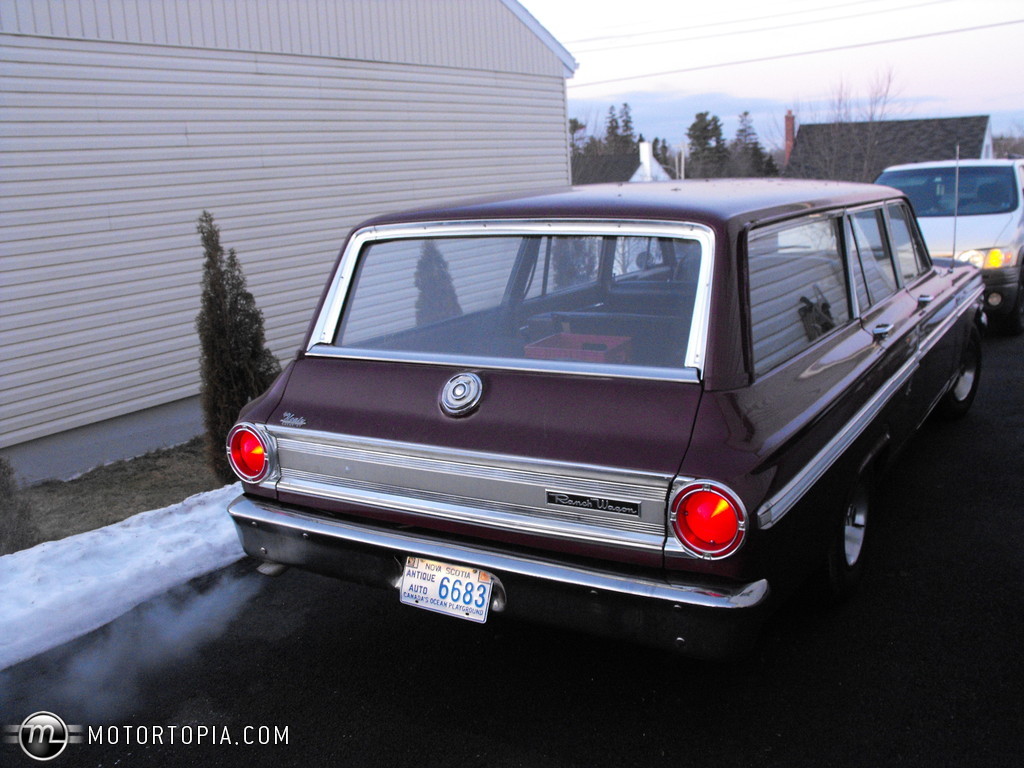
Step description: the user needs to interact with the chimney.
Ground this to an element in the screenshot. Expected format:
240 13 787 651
784 110 795 167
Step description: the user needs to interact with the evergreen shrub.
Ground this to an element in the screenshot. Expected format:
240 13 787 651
195 211 281 483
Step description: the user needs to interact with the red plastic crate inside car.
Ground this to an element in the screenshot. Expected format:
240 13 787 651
524 333 632 364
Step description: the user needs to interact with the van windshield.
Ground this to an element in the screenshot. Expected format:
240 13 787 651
334 234 703 373
876 166 1019 217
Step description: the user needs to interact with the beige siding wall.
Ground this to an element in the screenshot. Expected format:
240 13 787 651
0 13 571 450
0 0 571 77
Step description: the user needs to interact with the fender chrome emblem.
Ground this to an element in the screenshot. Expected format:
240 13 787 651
281 412 307 427
440 373 483 417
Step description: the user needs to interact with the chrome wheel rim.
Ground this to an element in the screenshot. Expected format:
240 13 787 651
843 490 868 567
952 353 978 402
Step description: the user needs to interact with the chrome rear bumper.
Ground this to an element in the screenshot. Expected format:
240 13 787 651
229 495 770 658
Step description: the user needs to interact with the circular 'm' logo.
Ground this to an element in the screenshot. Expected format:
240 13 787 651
440 373 483 417
18 712 68 761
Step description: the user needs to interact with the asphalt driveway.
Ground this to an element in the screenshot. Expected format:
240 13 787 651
2 334 1021 768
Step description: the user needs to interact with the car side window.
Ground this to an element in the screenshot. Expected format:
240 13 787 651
748 217 851 375
848 208 899 305
612 236 669 278
887 202 930 282
843 218 872 315
524 236 602 299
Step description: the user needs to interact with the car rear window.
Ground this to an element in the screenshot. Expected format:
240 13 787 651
876 166 1019 217
334 234 703 373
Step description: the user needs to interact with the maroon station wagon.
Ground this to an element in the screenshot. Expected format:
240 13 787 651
226 180 984 658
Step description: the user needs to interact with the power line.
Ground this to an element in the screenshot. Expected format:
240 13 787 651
563 0 899 44
568 19 1024 89
572 0 954 54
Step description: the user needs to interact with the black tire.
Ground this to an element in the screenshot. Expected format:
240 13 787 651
936 326 982 420
1000 266 1024 336
820 473 872 605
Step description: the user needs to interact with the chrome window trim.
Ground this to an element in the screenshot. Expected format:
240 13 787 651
303 344 701 384
756 278 982 530
846 203 902 295
307 219 715 381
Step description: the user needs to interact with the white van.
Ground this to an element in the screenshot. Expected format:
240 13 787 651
876 159 1024 334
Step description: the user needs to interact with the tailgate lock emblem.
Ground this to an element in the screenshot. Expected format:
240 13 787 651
440 373 483 417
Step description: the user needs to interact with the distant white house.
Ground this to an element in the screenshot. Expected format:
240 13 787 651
0 0 576 484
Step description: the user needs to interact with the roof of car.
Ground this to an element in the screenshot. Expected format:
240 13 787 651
360 179 902 232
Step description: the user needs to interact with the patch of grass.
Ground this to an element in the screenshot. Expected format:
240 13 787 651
0 457 38 556
13 436 225 552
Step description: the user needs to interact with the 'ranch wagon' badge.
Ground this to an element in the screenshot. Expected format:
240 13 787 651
546 491 641 517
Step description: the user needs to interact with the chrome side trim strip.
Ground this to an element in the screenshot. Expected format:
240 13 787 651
229 496 769 610
757 354 918 530
757 278 982 530
916 281 984 359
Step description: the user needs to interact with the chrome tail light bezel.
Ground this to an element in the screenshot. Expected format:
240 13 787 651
226 423 279 484
668 480 748 560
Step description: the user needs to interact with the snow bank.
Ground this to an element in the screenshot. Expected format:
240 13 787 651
0 484 244 671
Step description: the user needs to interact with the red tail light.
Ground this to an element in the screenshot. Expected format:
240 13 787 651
227 424 273 483
670 483 746 558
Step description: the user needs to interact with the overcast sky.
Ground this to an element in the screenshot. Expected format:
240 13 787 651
518 0 1023 152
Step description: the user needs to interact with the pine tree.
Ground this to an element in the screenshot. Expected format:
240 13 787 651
195 211 281 483
414 240 462 326
728 111 779 177
604 106 621 150
686 112 730 178
615 103 636 154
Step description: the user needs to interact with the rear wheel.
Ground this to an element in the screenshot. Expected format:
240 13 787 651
821 474 872 604
936 326 982 420
1000 266 1024 336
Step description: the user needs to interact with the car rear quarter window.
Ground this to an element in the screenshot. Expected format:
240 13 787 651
747 217 851 375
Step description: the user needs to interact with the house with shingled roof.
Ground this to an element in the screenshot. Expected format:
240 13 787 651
784 115 993 182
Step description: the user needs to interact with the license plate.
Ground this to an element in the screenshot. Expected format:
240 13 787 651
399 556 493 623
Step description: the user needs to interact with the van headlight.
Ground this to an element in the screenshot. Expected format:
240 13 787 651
955 247 1018 270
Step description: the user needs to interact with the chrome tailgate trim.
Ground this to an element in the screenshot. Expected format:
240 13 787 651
269 426 673 554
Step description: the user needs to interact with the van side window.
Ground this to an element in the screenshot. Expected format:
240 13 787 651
849 208 899 304
887 202 930 282
748 217 850 375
